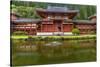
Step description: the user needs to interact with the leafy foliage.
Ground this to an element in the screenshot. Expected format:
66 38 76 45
11 1 96 19
72 28 80 35
12 31 28 35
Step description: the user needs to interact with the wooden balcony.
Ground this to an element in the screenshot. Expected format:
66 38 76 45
50 17 68 20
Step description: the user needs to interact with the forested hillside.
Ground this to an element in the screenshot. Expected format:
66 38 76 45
11 0 96 20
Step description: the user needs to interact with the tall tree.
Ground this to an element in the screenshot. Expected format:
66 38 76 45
11 1 96 19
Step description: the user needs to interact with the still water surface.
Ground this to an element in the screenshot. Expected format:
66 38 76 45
12 39 96 66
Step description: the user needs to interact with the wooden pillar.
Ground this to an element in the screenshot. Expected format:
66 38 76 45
46 24 47 32
30 23 31 35
41 22 42 32
23 23 25 33
62 20 64 35
61 20 63 32
36 24 37 35
24 24 26 34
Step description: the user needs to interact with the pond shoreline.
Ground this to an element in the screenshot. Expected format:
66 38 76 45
12 35 96 66
11 35 96 40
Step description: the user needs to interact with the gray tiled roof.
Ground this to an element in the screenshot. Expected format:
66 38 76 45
88 14 96 19
11 12 20 17
73 20 96 24
46 6 79 13
47 6 68 12
12 18 52 23
13 18 40 23
73 20 90 23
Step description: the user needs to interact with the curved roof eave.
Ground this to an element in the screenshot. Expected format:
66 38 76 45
36 8 79 13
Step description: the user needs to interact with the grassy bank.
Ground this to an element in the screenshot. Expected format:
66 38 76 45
11 35 96 41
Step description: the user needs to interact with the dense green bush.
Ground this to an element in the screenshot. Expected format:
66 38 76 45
90 31 96 34
72 28 80 35
12 31 28 35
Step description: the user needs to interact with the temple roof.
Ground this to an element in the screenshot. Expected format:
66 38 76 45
36 6 79 18
12 18 40 23
73 20 96 24
46 6 79 13
88 14 96 19
11 12 20 17
12 18 52 23
47 6 68 13
12 18 96 24
36 6 79 13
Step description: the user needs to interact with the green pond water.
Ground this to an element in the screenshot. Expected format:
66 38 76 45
11 39 96 66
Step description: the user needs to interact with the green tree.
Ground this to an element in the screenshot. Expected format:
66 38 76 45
72 28 80 35
10 1 96 19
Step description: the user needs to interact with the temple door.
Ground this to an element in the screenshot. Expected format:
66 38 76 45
54 20 62 32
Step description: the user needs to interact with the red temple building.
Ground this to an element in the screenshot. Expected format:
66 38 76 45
11 6 96 35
